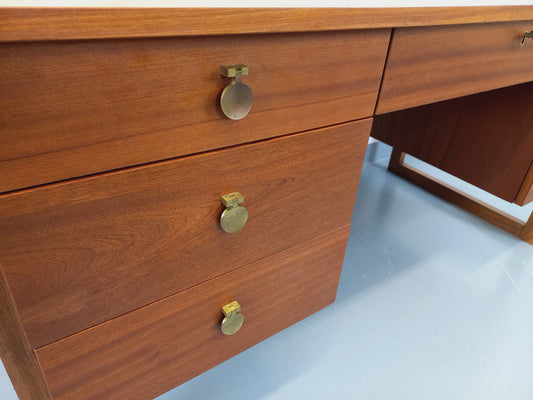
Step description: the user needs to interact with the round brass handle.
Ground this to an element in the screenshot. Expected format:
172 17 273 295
220 64 253 120
220 192 248 233
221 300 244 335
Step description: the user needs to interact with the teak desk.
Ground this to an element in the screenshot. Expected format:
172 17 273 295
1 7 532 399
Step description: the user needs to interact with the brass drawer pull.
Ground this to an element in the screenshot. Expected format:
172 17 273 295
220 192 248 233
521 31 532 46
221 300 244 335
220 64 253 120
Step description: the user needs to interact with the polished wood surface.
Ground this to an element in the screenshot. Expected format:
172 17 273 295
0 29 389 193
2 7 533 42
388 149 527 237
36 227 350 400
376 21 533 114
2 7 533 399
372 83 533 203
0 120 370 349
0 269 51 400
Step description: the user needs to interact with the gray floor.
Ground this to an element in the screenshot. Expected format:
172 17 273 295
2 142 532 399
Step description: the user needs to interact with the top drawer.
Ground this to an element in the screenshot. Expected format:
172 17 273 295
0 29 390 193
376 21 533 114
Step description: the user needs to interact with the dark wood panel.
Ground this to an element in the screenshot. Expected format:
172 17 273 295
376 21 533 114
36 226 350 400
0 119 370 349
0 29 389 192
0 268 51 400
372 83 533 203
2 7 533 41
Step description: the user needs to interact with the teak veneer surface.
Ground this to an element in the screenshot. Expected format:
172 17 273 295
376 21 533 114
372 83 533 203
2 6 533 400
2 7 533 41
0 29 389 193
0 120 370 349
36 226 350 400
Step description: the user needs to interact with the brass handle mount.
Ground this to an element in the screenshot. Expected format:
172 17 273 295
220 64 253 120
220 192 248 233
521 31 533 46
221 300 244 335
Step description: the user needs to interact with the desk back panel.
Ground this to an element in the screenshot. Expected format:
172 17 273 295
371 82 533 204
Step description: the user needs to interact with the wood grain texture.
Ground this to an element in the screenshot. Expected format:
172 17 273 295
0 29 389 193
372 82 533 203
0 268 51 400
0 119 370 349
2 7 533 42
387 149 529 240
515 161 533 206
36 226 350 400
376 21 533 114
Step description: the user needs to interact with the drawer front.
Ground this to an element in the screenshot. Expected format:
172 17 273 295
36 227 350 400
0 119 370 349
0 29 390 193
376 21 533 114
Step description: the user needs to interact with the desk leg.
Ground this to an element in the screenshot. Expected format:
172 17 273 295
0 268 52 400
388 148 533 245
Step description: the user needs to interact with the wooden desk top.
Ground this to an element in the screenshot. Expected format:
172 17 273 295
1 6 533 42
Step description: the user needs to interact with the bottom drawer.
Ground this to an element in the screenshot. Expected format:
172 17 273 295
36 226 351 400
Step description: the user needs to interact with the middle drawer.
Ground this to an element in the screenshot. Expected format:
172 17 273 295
0 119 371 349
